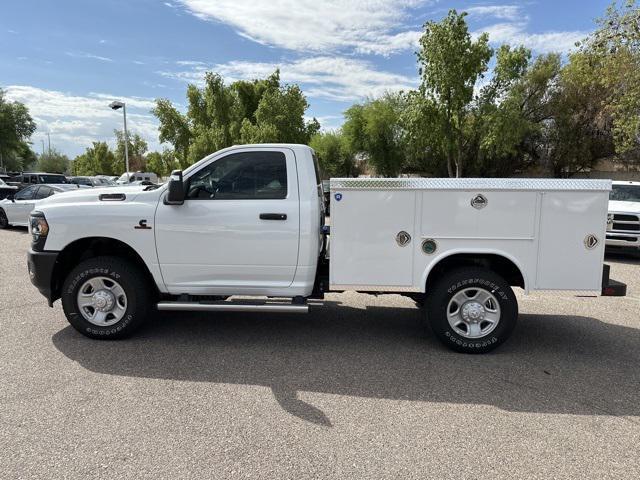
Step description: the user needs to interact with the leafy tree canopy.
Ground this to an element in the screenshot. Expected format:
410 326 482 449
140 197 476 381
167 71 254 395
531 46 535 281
152 70 319 169
37 148 70 174
0 88 37 171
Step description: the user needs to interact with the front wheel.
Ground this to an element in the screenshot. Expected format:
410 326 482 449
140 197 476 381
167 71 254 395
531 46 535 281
426 267 518 353
61 256 152 339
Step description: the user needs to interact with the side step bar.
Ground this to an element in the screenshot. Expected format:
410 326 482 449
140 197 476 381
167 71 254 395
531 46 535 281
157 301 309 313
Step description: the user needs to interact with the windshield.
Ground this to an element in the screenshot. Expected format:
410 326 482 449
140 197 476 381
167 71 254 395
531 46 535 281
0 179 6 186
610 185 640 202
38 174 67 184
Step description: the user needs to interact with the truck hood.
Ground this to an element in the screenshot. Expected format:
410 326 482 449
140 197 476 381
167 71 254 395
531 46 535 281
38 185 153 206
608 200 640 214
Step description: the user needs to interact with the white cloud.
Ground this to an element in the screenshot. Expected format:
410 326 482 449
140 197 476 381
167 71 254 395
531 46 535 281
176 0 428 55
466 5 523 22
482 22 586 53
160 56 417 102
65 51 114 62
466 4 587 53
4 86 161 158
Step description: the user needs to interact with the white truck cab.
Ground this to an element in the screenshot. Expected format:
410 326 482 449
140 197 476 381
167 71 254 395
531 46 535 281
27 144 626 353
607 181 640 252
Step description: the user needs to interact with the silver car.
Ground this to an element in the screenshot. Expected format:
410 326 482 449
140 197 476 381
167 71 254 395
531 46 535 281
0 184 80 228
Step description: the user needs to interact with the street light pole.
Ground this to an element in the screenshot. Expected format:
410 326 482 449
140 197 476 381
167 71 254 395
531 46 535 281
122 103 130 180
109 100 130 181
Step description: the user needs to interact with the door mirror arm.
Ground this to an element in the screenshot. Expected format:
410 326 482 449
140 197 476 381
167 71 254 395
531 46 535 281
164 170 185 205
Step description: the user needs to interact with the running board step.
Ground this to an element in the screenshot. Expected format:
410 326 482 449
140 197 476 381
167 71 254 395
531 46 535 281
156 301 309 313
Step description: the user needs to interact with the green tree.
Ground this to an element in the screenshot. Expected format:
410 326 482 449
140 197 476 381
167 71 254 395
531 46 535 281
153 98 191 168
309 131 355 178
583 0 640 163
153 70 319 169
0 88 37 171
145 149 177 177
343 93 406 177
114 131 148 172
240 84 320 144
416 10 492 177
37 148 69 173
72 142 116 175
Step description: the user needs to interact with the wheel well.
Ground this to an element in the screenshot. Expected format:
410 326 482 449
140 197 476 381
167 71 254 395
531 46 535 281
425 254 525 291
51 237 158 302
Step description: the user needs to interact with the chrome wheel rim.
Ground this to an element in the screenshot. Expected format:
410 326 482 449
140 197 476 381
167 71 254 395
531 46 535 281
76 276 127 326
447 287 501 339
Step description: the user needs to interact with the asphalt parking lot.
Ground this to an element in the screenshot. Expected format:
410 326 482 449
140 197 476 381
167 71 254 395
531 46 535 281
1 227 639 479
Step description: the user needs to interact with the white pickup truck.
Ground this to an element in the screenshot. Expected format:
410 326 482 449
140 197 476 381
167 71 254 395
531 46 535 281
27 144 626 353
607 180 640 252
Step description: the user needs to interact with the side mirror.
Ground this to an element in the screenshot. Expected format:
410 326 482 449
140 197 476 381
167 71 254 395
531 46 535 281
165 170 185 205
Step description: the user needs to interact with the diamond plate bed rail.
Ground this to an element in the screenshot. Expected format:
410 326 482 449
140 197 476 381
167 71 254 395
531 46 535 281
329 178 612 191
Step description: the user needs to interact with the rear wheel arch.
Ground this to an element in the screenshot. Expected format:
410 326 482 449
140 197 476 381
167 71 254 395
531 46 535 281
51 237 158 303
423 251 527 294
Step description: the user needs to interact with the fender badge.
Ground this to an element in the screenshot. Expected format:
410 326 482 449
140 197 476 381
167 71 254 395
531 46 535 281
584 234 599 249
134 219 152 230
334 193 343 202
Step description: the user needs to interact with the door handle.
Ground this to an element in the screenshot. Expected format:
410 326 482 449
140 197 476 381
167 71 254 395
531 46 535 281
260 213 287 220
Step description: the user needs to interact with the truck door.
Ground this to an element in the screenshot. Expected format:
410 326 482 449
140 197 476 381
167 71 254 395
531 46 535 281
155 148 300 294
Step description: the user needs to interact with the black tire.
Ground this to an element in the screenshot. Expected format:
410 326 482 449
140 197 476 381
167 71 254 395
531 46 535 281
0 209 8 229
61 256 152 339
425 267 518 354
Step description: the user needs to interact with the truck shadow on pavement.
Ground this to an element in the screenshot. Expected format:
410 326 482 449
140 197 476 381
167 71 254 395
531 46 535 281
51 302 640 427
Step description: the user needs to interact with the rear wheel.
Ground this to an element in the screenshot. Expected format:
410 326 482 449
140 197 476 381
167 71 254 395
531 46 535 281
61 256 151 339
426 267 518 353
0 209 8 229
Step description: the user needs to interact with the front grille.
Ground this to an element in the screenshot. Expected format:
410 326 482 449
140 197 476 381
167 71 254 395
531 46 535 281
613 214 638 222
613 222 640 231
610 213 640 233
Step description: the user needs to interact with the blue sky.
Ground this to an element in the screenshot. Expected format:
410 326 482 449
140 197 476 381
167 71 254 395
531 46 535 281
1 0 610 158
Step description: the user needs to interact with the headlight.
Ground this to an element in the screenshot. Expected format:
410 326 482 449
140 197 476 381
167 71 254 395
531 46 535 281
30 212 49 248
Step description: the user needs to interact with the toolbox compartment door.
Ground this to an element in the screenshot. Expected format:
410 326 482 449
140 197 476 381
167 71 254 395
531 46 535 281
536 191 608 291
330 190 416 288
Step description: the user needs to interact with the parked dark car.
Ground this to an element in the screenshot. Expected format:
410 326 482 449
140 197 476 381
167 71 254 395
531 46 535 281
0 177 18 200
13 172 69 189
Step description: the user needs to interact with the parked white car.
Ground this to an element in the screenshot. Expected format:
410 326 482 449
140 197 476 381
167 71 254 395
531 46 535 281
0 184 80 228
116 172 158 185
606 181 640 252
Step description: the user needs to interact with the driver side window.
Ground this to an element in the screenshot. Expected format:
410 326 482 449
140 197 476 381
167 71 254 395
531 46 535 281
186 151 288 200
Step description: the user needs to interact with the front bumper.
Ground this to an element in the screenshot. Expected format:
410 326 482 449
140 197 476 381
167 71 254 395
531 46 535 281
27 249 59 306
